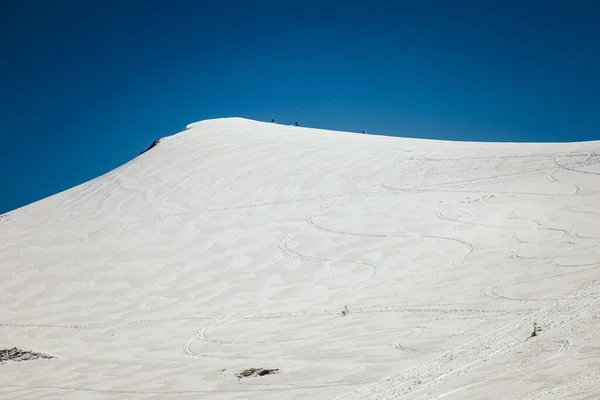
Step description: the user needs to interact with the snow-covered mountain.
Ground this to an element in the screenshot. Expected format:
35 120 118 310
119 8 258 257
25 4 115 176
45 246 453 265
2 118 600 399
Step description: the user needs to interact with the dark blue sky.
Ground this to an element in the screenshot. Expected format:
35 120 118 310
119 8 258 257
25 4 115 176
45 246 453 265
2 0 600 213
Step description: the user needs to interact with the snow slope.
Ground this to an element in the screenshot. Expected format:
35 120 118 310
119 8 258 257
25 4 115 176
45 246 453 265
1 117 600 399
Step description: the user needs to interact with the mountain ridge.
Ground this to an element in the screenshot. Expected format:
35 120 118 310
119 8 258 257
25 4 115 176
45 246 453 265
2 118 600 399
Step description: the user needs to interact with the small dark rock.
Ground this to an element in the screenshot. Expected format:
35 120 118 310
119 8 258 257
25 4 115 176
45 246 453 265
237 367 280 379
139 138 161 155
0 348 54 364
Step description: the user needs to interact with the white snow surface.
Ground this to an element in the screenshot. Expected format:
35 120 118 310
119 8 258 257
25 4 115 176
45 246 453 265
2 117 600 399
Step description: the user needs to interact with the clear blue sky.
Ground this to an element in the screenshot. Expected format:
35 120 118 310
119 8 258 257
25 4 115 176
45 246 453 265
2 0 600 214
